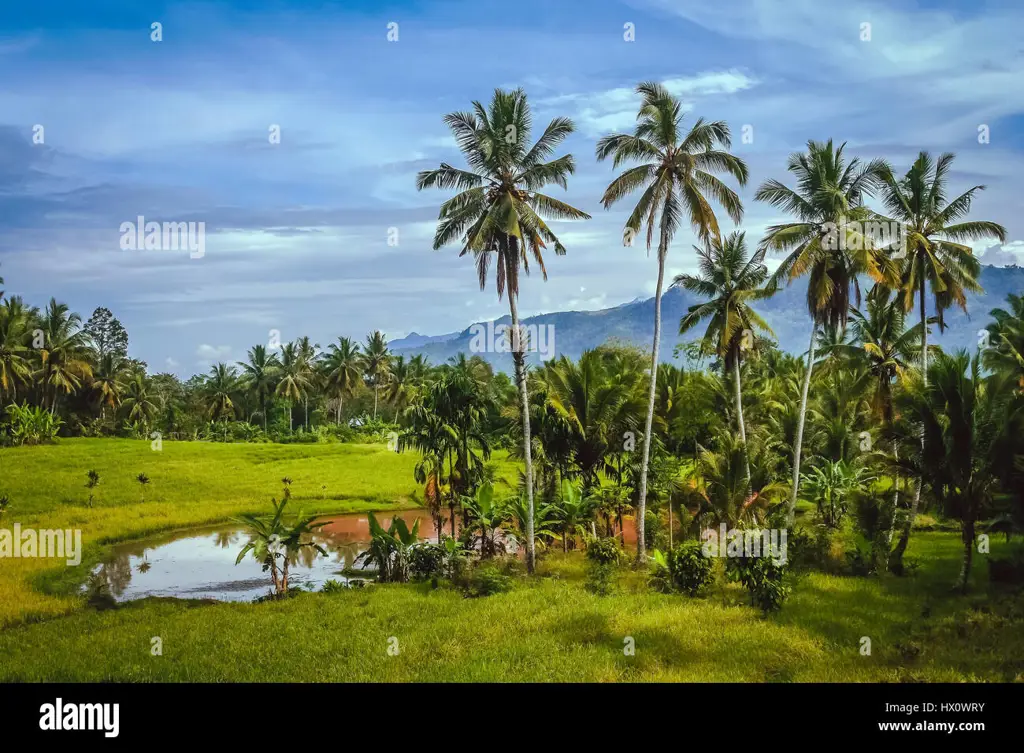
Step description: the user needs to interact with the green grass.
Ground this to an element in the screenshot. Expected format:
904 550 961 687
0 538 1020 682
0 438 1021 682
0 439 516 626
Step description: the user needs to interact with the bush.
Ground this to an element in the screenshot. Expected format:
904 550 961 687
667 541 715 596
459 564 512 598
586 537 625 566
410 543 446 581
788 525 839 572
726 555 790 614
3 403 62 446
320 579 349 594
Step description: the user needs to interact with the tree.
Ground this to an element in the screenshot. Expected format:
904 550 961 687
274 342 309 430
92 353 129 419
360 331 390 421
890 351 1016 592
234 497 328 596
417 87 591 573
36 299 93 414
204 363 241 422
756 139 893 525
296 336 320 430
120 372 157 429
0 296 33 403
321 336 361 424
879 152 1007 568
84 307 129 360
239 345 280 431
674 231 773 485
596 81 748 560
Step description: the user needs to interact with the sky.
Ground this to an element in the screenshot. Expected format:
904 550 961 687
1 0 1022 377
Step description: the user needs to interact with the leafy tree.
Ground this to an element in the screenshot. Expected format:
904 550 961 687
84 307 129 359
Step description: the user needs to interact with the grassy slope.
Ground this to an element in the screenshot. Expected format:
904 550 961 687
0 439 522 625
0 539 1020 682
0 439 1020 681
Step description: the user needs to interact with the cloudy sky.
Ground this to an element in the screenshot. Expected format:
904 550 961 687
1 0 1022 376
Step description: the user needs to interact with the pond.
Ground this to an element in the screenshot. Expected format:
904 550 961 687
88 509 446 603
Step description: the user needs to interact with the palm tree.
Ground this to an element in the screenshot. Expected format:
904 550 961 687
136 473 151 503
239 345 280 431
416 88 591 573
983 293 1024 392
386 355 415 423
296 336 320 430
756 139 893 525
204 363 241 422
321 336 361 424
92 353 128 419
596 82 748 560
36 298 93 413
274 342 309 430
360 331 390 420
674 231 773 484
878 152 1007 565
120 372 158 428
234 497 328 596
0 296 33 403
890 351 1016 592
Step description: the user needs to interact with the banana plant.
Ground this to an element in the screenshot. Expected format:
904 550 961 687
235 497 328 596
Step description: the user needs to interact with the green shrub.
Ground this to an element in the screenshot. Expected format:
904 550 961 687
726 555 790 614
586 536 625 566
460 565 511 598
410 542 446 581
667 541 714 596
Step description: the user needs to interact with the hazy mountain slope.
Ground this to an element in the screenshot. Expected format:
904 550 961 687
392 265 1024 372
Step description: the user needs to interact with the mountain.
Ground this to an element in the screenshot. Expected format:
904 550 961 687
391 265 1024 372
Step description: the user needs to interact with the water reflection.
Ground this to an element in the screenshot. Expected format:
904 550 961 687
89 509 439 603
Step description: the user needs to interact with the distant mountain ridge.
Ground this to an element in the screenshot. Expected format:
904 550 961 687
391 265 1024 372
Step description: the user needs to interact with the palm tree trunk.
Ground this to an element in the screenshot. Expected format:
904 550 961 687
733 354 751 487
787 322 818 526
958 515 975 594
636 231 669 564
892 282 928 571
508 283 536 574
373 385 379 420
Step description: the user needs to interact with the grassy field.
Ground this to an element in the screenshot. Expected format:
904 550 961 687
0 439 519 626
1 439 1021 682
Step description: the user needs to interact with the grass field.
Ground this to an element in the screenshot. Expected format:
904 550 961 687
1 439 1021 682
0 439 518 626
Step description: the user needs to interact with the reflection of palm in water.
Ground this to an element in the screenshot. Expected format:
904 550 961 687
98 553 133 596
212 531 238 549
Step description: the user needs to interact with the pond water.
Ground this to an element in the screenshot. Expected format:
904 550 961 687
88 509 446 603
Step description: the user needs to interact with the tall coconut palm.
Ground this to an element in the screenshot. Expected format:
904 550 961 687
205 363 241 422
321 336 361 424
755 139 893 525
121 372 157 426
386 355 415 423
891 351 1012 592
673 231 773 484
36 298 93 413
295 336 320 430
596 81 748 560
0 296 33 403
274 342 309 430
238 345 280 431
92 352 129 418
360 331 390 420
878 152 1007 565
416 88 591 573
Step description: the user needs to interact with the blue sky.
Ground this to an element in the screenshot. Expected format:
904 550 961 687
1 0 1022 376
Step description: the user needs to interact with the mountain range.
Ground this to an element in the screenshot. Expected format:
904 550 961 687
390 265 1024 372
